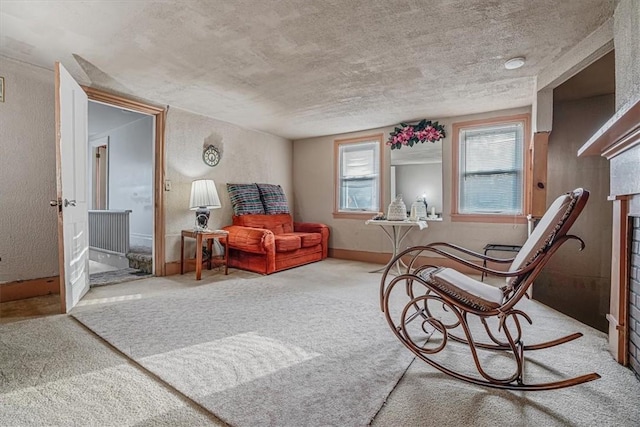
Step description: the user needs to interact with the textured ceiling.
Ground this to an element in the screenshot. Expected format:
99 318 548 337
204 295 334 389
0 0 615 139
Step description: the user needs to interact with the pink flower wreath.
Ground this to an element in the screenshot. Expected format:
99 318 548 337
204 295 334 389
386 119 445 149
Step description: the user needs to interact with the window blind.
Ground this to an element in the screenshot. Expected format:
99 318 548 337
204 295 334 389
459 122 524 214
338 141 379 211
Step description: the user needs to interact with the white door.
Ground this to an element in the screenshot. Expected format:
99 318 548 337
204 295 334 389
54 62 90 313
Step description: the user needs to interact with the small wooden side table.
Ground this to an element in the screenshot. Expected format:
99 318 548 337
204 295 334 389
181 229 229 280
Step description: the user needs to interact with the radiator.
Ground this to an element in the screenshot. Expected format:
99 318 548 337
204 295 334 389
88 210 132 255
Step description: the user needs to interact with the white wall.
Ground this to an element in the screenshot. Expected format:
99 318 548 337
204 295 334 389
164 107 292 263
0 57 58 283
104 116 154 248
292 107 531 257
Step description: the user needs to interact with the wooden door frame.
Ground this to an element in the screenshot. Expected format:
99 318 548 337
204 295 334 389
82 86 167 276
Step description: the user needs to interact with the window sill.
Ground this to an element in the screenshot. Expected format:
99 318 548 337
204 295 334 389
333 211 379 220
450 213 528 224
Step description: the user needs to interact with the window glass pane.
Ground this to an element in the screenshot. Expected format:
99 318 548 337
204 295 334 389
337 140 379 212
341 178 376 210
460 173 522 213
458 122 524 214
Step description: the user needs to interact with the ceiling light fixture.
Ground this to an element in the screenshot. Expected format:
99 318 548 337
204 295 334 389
504 57 526 70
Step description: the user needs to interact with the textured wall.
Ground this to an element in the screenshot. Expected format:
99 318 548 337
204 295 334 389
0 57 58 283
164 107 292 263
535 94 614 332
0 58 292 282
614 0 640 109
292 107 531 256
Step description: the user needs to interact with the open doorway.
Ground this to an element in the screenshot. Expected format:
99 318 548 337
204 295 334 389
532 51 615 332
54 64 166 313
87 101 155 286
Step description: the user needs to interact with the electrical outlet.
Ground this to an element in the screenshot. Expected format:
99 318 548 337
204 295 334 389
164 180 172 191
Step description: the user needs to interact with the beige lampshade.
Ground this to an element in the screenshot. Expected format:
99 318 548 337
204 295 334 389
189 179 221 210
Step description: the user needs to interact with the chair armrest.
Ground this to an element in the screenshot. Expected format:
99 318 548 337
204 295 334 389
426 242 515 263
222 225 275 254
294 222 329 233
396 244 540 278
294 222 329 259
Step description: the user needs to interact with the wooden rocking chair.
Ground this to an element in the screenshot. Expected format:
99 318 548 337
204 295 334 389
379 188 600 390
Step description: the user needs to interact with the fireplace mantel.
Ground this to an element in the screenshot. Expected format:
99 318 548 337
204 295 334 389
579 97 640 160
578 96 640 366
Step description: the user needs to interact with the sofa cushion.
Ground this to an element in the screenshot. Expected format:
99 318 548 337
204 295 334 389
256 183 290 214
227 183 265 215
269 224 285 235
233 213 294 235
274 234 301 252
295 232 322 248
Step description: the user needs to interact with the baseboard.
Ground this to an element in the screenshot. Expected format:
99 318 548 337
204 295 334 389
165 261 180 276
0 276 60 303
329 248 390 265
329 248 481 275
165 259 200 276
168 250 485 277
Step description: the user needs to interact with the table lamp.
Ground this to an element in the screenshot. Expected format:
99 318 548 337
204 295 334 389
189 179 221 231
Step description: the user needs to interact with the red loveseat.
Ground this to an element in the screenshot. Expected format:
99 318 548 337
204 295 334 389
223 213 329 275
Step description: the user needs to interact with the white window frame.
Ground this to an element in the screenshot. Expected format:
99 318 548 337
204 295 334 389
451 114 530 223
333 134 383 219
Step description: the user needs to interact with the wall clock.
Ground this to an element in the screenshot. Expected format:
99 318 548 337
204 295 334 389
203 145 220 167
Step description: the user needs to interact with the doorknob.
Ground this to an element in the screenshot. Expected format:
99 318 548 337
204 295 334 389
64 199 76 207
50 199 61 207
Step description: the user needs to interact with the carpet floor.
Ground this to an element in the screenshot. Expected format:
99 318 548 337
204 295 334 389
373 294 640 426
2 259 640 426
72 263 414 426
0 315 218 426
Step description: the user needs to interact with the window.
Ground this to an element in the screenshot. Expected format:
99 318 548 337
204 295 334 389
452 115 530 221
334 134 383 218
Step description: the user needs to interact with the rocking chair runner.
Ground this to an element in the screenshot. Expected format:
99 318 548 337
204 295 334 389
379 188 600 391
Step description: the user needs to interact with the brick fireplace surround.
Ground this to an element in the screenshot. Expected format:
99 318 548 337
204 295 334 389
630 219 640 378
579 97 640 377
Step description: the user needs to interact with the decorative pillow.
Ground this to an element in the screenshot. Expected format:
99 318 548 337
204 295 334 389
227 183 265 215
256 183 290 215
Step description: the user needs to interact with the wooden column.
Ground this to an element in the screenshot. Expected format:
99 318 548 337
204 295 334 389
607 196 629 363
530 132 549 218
